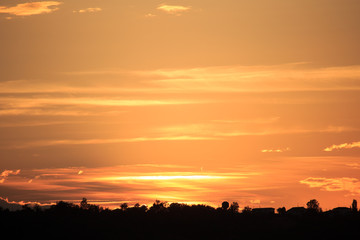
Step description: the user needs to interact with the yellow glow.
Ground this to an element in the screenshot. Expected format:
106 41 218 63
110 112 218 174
98 175 227 181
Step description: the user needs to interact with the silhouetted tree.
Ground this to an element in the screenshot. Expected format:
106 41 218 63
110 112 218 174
229 202 239 212
21 204 32 212
221 201 229 210
306 199 321 213
53 200 76 209
139 204 148 212
80 198 90 210
277 207 286 215
120 203 128 211
242 206 252 214
33 204 42 213
134 203 140 208
88 204 102 213
149 200 167 213
351 199 358 212
3 197 360 240
169 202 187 211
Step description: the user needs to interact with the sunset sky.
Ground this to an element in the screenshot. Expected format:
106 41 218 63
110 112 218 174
1 0 360 210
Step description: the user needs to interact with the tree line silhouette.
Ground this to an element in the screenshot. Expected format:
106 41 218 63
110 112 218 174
1 198 360 239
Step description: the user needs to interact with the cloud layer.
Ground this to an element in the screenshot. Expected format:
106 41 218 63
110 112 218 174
0 165 253 208
300 177 360 194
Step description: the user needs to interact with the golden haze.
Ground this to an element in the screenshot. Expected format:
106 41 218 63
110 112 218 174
1 0 360 210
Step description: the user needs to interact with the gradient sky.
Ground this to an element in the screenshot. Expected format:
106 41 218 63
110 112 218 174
1 0 360 210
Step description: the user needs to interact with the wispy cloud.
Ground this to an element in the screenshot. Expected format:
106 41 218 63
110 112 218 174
324 141 360 152
261 148 290 153
148 64 360 93
7 136 220 149
0 120 80 128
73 7 102 14
300 177 360 194
0 97 203 110
156 123 353 139
0 109 99 117
157 4 191 15
4 64 360 95
0 94 206 117
0 169 20 183
0 1 62 16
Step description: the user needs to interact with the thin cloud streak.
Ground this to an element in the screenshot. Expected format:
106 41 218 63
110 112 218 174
324 141 360 152
157 4 191 15
0 97 201 108
3 64 360 95
261 148 290 153
149 64 360 93
0 120 80 128
73 7 102 14
0 109 96 116
6 136 221 149
157 123 354 138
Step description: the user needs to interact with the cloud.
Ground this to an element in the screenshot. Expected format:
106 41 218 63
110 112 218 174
157 4 191 15
73 7 102 14
250 199 261 204
300 177 360 194
324 141 360 152
0 169 20 183
0 120 80 128
0 108 125 117
0 97 202 108
0 1 62 16
4 64 360 95
156 123 353 139
0 95 206 118
261 148 290 153
7 136 220 149
148 64 360 93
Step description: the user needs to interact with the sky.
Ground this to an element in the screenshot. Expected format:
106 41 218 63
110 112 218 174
1 0 360 210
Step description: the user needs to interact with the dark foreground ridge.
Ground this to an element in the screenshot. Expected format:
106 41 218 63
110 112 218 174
1 198 360 240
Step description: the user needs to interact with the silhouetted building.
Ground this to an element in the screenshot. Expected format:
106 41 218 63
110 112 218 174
252 208 275 215
287 207 306 216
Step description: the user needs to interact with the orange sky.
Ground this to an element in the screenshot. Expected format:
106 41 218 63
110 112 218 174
1 0 360 210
